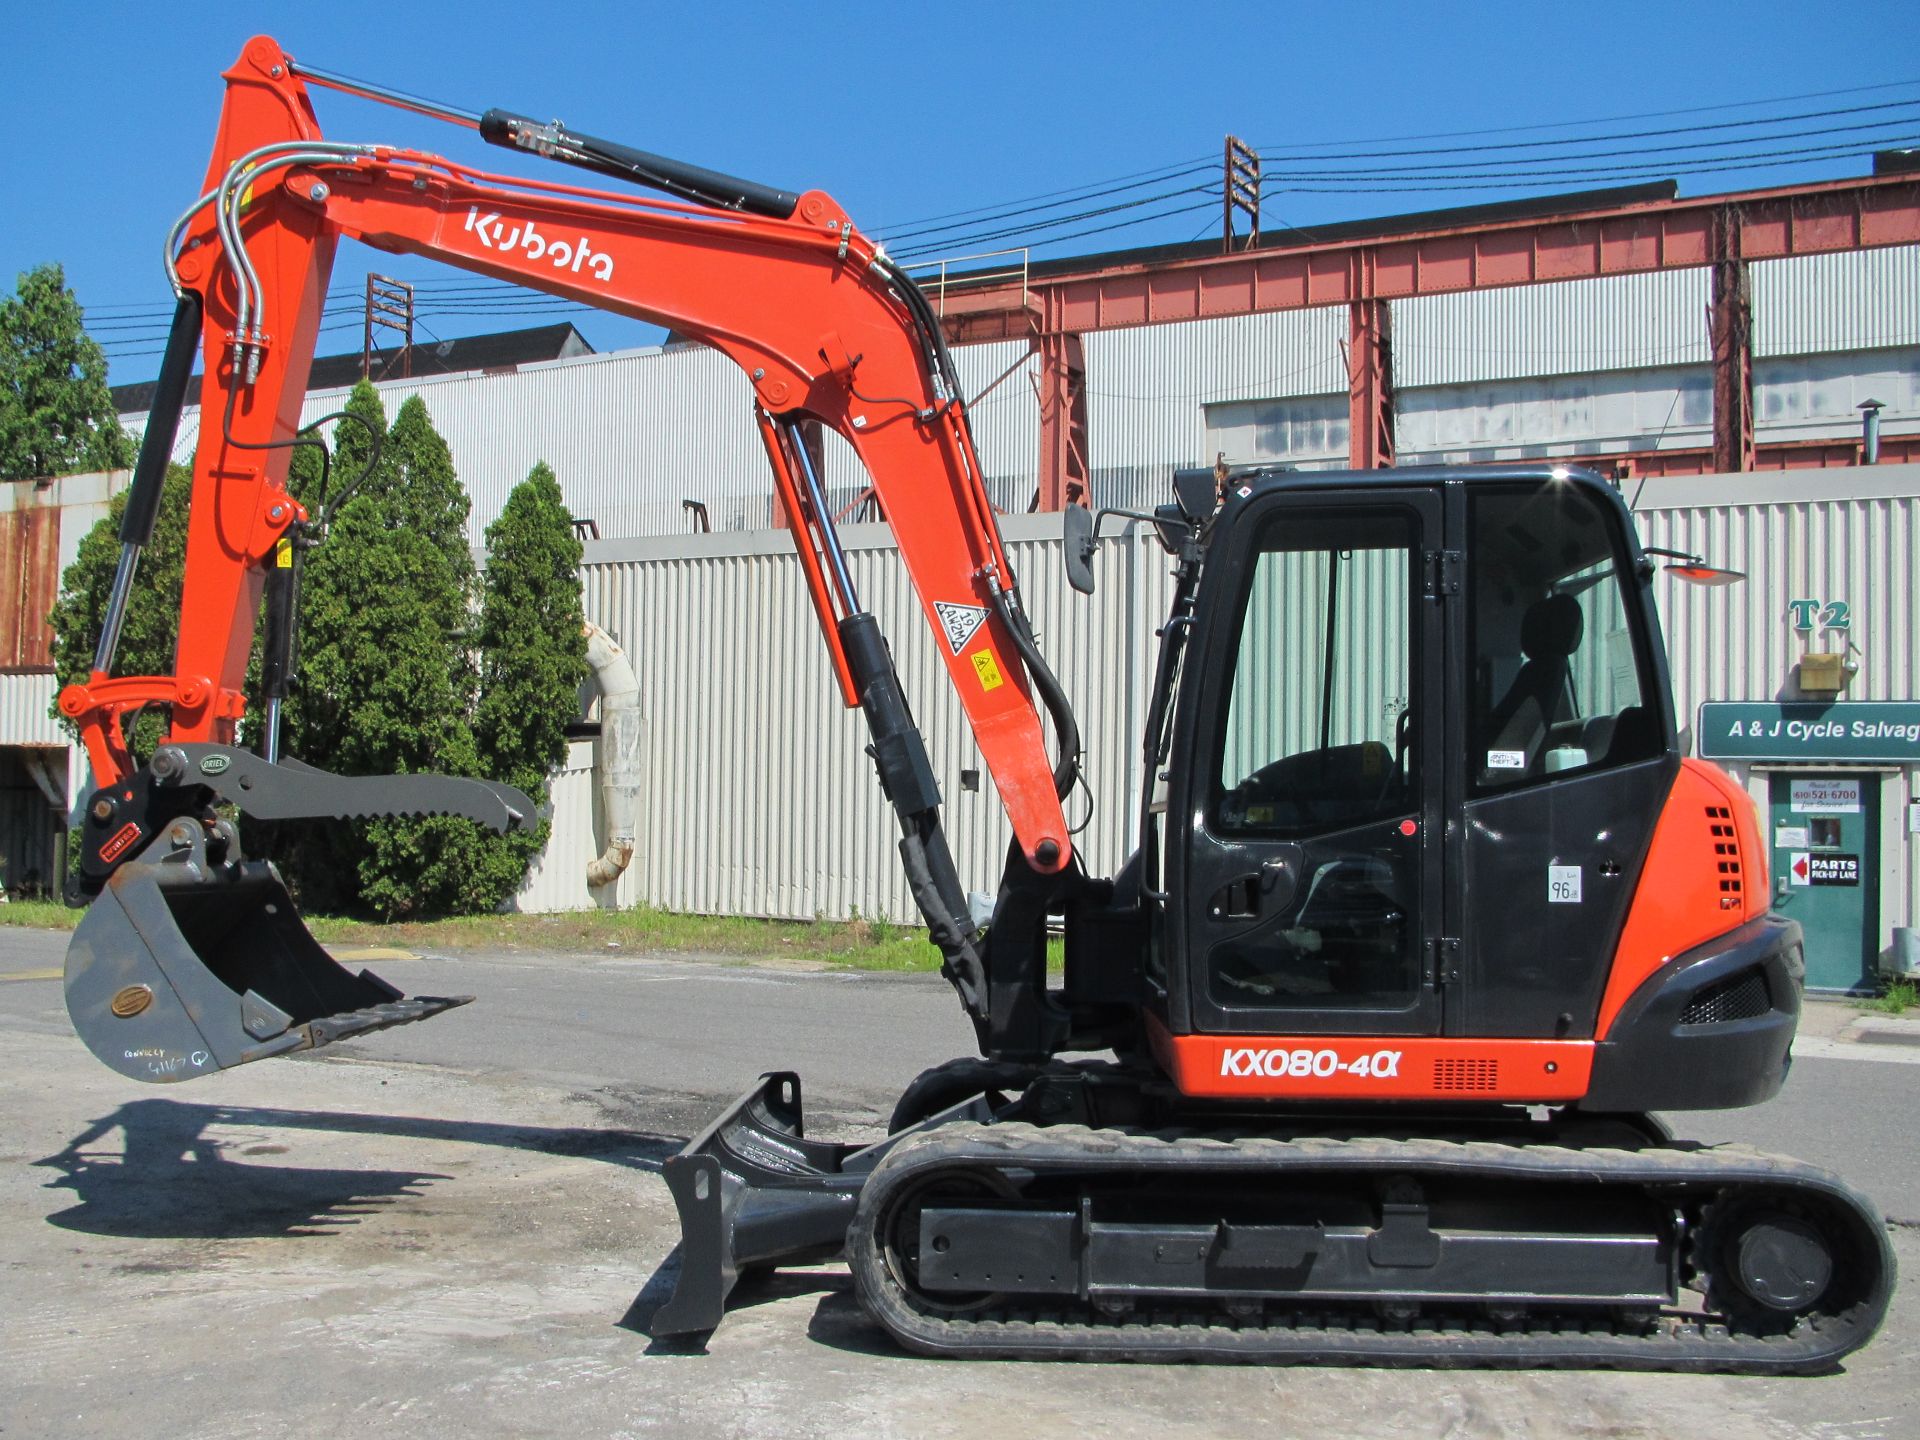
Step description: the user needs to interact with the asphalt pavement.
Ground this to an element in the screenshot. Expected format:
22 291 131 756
3 923 1918 1440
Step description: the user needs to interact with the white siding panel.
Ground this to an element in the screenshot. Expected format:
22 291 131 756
0 674 61 747
126 344 769 545
1636 475 1920 722
1753 246 1920 358
1087 310 1347 511
956 339 1042 512
1752 350 1920 440
570 517 1161 923
512 739 625 913
1397 366 1714 463
1394 270 1710 389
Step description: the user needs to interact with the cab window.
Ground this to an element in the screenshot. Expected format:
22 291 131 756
1215 509 1416 834
1469 484 1658 790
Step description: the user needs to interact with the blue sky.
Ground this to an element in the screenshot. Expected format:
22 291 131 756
6 1 1916 385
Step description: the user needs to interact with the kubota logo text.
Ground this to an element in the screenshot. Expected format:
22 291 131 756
464 208 614 282
1220 1046 1402 1079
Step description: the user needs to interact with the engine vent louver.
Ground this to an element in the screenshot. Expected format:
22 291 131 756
1431 1058 1500 1092
1706 804 1744 909
1679 967 1772 1026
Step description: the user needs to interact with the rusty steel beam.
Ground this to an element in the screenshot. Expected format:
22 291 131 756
1346 284 1394 469
1033 331 1090 509
1709 209 1755 474
935 174 1920 345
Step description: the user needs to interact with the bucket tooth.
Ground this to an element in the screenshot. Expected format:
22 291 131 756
64 827 469 1084
239 989 295 1041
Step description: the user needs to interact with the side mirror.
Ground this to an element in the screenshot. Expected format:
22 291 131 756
1062 502 1096 595
1172 466 1219 524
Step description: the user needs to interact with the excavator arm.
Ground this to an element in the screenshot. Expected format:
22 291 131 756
60 36 1082 1083
65 34 1071 864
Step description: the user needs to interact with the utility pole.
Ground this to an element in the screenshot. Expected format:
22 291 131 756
1223 136 1260 253
362 274 416 379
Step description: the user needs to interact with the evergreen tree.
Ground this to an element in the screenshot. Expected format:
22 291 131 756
0 264 134 481
279 381 396 768
285 386 485 917
467 462 589 906
48 381 587 922
47 463 192 759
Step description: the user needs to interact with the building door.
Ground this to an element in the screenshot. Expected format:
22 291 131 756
1768 773 1879 993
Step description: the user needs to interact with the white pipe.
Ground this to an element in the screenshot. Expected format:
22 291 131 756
20 749 65 809
582 620 642 888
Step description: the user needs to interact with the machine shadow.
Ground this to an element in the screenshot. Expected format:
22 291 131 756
36 1096 681 1240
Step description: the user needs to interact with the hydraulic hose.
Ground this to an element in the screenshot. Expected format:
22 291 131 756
988 588 1082 802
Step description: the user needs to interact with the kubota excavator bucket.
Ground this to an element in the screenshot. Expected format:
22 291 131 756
65 818 468 1084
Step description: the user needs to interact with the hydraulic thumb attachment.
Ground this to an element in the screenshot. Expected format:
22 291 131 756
63 745 534 1084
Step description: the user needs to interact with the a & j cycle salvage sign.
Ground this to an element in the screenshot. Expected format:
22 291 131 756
1697 702 1920 764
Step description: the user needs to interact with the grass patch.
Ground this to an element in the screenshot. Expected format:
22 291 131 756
310 906 950 971
1 894 1067 976
1867 979 1918 1016
0 899 78 931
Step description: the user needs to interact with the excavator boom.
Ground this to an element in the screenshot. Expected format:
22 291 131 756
61 36 1081 1088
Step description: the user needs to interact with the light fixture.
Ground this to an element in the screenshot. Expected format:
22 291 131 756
1643 546 1746 586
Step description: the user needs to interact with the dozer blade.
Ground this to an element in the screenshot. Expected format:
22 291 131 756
65 825 469 1084
651 1073 865 1335
650 1072 995 1337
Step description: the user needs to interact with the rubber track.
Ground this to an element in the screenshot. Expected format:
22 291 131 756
848 1122 1895 1372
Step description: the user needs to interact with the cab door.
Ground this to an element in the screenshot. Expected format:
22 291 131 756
1169 487 1447 1037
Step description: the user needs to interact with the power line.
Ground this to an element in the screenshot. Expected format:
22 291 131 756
1262 137 1920 192
867 153 1216 234
1261 114 1920 178
902 197 1219 261
892 184 1214 259
1257 96 1920 163
876 163 1215 245
862 80 1920 243
1259 77 1920 151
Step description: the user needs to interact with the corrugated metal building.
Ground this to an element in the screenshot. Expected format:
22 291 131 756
0 471 120 899
528 465 1918 990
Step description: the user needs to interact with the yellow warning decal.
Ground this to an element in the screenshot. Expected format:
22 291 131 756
970 649 1004 691
274 537 294 568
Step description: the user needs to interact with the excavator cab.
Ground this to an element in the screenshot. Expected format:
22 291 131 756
1159 465 1678 1045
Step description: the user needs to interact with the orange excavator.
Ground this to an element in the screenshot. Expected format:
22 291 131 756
62 37 1892 1370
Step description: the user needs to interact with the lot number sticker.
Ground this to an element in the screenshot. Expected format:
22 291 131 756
1548 865 1582 903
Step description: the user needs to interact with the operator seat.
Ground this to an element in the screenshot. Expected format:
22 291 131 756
1483 593 1583 764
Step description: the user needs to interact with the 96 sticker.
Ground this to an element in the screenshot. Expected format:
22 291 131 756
1220 1046 1403 1079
